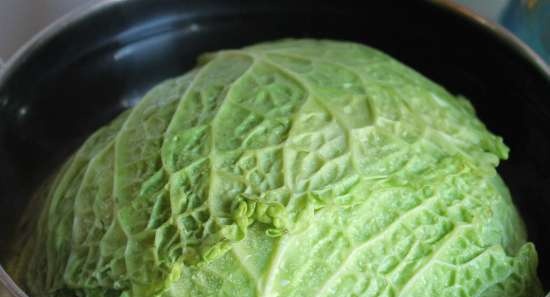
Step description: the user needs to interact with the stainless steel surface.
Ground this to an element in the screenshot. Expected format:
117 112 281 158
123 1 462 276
0 53 6 297
0 267 26 297
0 58 5 76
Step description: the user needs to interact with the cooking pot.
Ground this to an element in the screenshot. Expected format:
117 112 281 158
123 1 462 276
1 0 549 295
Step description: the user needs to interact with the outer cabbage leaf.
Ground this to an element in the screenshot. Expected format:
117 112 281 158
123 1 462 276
10 39 542 297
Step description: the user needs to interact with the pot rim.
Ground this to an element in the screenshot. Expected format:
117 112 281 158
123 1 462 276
0 0 549 85
0 0 122 85
431 0 549 78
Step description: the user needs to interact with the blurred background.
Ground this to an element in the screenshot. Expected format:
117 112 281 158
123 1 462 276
0 0 93 63
0 0 548 66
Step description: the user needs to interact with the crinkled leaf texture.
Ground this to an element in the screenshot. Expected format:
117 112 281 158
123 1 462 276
9 39 542 297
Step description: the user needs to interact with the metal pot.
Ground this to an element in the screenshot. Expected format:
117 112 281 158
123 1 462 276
1 0 549 295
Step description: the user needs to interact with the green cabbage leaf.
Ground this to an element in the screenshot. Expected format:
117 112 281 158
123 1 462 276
10 39 542 297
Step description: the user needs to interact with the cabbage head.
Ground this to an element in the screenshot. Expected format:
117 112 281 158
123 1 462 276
8 39 542 297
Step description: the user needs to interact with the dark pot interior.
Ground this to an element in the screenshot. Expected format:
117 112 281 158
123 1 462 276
1 0 549 293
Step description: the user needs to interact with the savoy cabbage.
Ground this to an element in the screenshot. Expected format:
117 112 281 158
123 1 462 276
8 39 542 297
